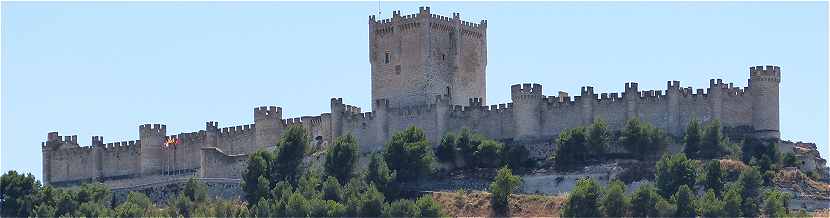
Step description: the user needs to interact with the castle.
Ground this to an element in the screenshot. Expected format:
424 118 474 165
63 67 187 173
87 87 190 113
42 7 782 186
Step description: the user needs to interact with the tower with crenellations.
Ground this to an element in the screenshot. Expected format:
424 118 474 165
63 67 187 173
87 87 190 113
369 6 487 108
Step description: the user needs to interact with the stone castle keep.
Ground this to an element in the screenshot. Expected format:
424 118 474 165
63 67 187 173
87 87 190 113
42 7 781 186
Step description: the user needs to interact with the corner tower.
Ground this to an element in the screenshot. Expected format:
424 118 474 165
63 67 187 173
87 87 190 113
749 65 781 139
369 6 487 107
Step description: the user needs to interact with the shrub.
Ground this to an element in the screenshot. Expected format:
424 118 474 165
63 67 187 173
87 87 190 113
723 183 743 217
274 125 309 184
383 199 420 217
739 167 763 217
384 126 435 182
502 144 532 171
561 178 602 217
490 167 521 215
698 189 725 217
366 153 397 198
702 160 724 196
476 140 504 168
321 176 342 202
672 185 695 217
183 177 208 203
436 133 458 164
699 119 728 159
359 185 385 217
325 134 359 184
600 180 627 217
416 194 445 217
587 118 610 159
284 192 309 217
683 118 703 159
241 149 275 203
620 118 667 160
763 189 790 217
628 183 663 217
553 127 589 170
655 153 697 198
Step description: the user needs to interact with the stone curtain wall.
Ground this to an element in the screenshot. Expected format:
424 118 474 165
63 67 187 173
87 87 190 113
42 69 777 186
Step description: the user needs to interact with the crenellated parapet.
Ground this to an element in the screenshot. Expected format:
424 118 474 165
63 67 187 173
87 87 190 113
750 65 781 82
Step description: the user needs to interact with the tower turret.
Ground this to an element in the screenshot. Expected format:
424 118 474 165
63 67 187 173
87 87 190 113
511 83 543 141
749 65 781 139
254 106 282 149
139 124 166 175
370 6 487 108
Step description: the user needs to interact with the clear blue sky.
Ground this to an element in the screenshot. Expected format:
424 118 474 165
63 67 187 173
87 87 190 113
2 2 827 180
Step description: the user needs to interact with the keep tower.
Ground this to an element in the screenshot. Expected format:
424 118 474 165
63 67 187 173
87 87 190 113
369 6 487 107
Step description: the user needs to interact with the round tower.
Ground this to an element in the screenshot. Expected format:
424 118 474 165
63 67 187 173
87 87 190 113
749 65 781 139
511 83 544 141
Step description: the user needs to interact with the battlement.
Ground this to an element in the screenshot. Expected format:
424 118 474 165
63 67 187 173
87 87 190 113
625 82 639 93
103 140 140 150
254 106 282 121
220 124 254 136
92 136 104 146
750 65 781 78
206 121 219 131
667 81 681 90
139 124 166 135
370 6 486 34
468 97 484 107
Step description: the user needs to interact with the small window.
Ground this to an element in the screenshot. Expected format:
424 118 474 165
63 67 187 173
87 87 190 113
384 51 391 64
442 54 446 60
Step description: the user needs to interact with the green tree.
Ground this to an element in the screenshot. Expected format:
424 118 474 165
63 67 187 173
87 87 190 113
672 185 696 217
285 192 310 217
384 126 435 182
503 144 532 171
416 194 445 217
77 183 112 205
54 188 79 217
359 185 385 217
763 189 790 217
782 153 799 168
298 169 322 199
699 120 727 159
168 193 194 218
242 149 275 203
384 199 420 217
698 189 725 217
322 176 342 202
561 178 602 217
628 183 663 217
274 125 309 184
476 140 504 168
655 153 697 198
325 134 359 184
183 177 208 203
114 192 153 217
366 152 398 198
600 180 627 217
456 128 481 166
554 127 589 170
587 118 610 159
723 183 743 217
702 160 724 196
78 201 112 217
490 166 521 215
739 167 763 217
620 118 667 160
436 132 458 164
683 118 702 159
0 170 41 217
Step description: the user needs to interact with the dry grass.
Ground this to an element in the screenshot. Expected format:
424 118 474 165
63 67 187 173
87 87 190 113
719 159 749 172
432 191 566 217
813 208 830 218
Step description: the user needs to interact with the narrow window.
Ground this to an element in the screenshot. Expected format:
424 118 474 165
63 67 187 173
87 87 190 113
385 51 391 64
442 54 446 60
